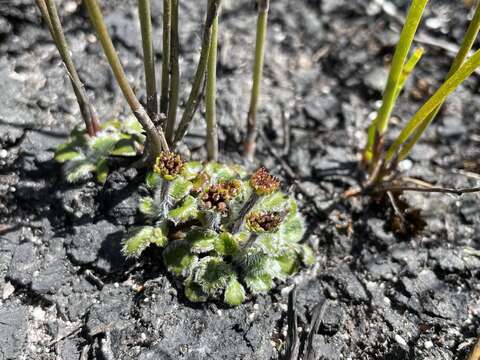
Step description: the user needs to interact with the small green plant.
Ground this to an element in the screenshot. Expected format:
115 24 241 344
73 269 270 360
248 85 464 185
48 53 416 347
123 155 313 305
54 118 145 183
362 0 480 190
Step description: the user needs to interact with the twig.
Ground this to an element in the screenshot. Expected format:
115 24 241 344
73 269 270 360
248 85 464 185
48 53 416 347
304 300 327 360
387 190 406 232
160 0 171 118
244 0 270 161
48 324 83 346
165 0 179 145
173 0 222 146
84 0 169 158
36 0 99 136
138 0 158 123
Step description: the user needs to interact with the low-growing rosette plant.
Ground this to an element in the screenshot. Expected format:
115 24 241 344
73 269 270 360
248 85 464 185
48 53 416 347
122 154 314 305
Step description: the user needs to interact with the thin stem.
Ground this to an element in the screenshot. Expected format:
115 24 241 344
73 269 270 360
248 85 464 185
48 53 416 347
396 1 480 162
138 0 158 123
160 0 171 117
244 0 270 161
375 186 480 196
173 0 222 146
364 0 428 161
165 0 179 145
37 0 99 136
84 0 169 157
230 193 259 233
385 48 480 163
206 12 219 161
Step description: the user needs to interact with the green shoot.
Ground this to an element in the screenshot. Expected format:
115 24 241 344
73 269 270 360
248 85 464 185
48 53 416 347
84 0 169 158
364 0 428 163
36 0 100 137
385 47 480 164
396 1 480 162
165 0 179 145
173 0 222 146
206 9 220 161
160 0 171 117
244 0 270 161
138 0 158 123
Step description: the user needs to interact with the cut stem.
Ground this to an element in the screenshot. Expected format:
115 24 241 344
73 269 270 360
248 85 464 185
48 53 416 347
244 0 270 161
165 0 180 145
206 11 219 161
138 0 158 123
396 1 480 162
160 0 171 118
364 0 428 162
84 0 169 157
173 0 222 146
37 0 99 136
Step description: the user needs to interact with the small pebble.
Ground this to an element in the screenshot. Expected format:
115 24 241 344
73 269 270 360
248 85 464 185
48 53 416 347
0 149 7 158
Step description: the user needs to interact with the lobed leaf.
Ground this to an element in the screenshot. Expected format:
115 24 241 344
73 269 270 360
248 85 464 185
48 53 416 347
224 277 246 306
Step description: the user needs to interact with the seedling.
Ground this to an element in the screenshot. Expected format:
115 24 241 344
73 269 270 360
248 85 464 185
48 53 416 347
123 157 313 305
362 0 480 191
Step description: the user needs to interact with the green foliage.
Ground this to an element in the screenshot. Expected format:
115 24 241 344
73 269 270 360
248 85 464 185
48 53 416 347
55 117 145 183
122 160 313 305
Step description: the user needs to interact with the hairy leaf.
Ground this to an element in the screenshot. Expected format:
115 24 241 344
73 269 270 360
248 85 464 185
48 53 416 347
224 277 245 306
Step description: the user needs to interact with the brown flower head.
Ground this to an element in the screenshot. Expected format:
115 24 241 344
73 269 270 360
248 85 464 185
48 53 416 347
154 151 185 181
200 179 241 213
250 167 280 196
246 211 283 233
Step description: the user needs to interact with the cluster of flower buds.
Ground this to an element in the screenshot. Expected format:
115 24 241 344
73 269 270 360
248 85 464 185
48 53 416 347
250 167 280 196
200 180 241 213
154 151 185 181
246 211 284 233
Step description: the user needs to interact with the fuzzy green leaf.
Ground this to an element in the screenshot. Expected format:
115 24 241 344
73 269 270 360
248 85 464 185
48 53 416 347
122 225 168 258
90 135 118 156
168 195 198 224
245 273 273 294
186 229 218 253
111 138 138 156
139 197 155 216
181 161 203 180
163 241 197 276
204 162 237 182
66 160 96 183
224 277 245 306
169 176 193 202
254 191 289 212
281 213 304 243
276 255 298 276
96 158 109 184
146 172 160 189
298 244 315 266
54 148 82 162
194 257 233 294
184 281 208 303
214 233 239 256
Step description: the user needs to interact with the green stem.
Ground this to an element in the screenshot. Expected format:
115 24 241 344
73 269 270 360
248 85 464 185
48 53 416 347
160 0 171 118
173 0 222 146
244 0 269 161
396 1 480 163
385 48 480 163
138 0 158 123
37 0 99 136
84 0 169 157
165 0 179 145
206 12 219 161
364 0 428 161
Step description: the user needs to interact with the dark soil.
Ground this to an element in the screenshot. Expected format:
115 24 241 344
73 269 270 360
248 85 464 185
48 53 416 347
1 1 480 359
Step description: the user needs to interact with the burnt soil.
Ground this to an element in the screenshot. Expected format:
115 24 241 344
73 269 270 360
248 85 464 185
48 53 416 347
1 1 480 359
